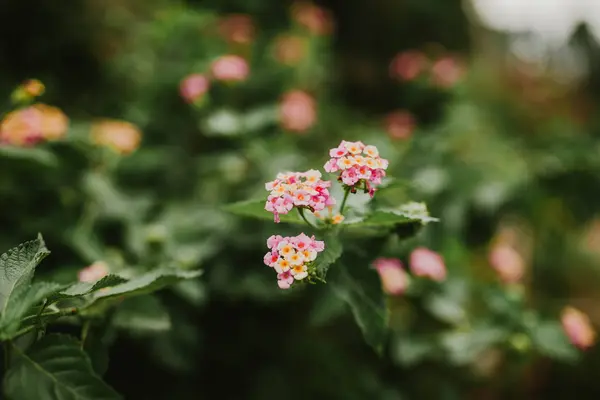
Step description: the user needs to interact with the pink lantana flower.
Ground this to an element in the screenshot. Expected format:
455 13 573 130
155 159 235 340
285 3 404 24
409 247 446 282
431 55 465 88
372 258 409 295
179 74 210 104
265 234 326 289
489 243 524 284
78 261 109 283
211 55 249 82
265 170 334 223
291 1 334 36
561 306 596 350
324 140 389 197
279 90 316 133
389 50 428 82
385 110 415 140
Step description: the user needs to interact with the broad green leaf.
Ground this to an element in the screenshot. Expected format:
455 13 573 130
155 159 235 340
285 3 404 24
56 275 128 300
222 199 304 224
330 264 388 353
83 326 113 377
440 326 507 365
113 295 171 334
0 234 50 312
84 268 202 309
0 146 58 167
313 236 343 280
529 321 579 363
348 203 438 228
393 335 437 367
4 334 122 400
0 281 64 339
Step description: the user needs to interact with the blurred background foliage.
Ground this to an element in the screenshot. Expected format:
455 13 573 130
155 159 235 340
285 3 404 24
2 0 600 398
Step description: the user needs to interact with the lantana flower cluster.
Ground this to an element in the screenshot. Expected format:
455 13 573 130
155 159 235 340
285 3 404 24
264 233 325 289
324 140 389 196
265 169 335 223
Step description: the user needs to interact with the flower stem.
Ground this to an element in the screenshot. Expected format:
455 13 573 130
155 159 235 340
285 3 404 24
297 208 317 229
339 188 351 215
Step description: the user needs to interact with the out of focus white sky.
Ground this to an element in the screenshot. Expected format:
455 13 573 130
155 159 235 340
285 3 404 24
471 0 600 45
470 0 600 78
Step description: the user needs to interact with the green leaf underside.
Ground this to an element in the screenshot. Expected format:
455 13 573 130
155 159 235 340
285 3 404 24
331 265 388 353
222 199 304 224
85 268 202 308
56 275 129 300
0 234 50 312
0 281 64 339
4 334 122 400
313 236 343 280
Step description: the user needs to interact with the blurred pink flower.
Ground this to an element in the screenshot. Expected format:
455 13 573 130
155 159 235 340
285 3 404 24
179 74 210 103
409 247 446 281
91 119 142 155
279 90 316 132
218 14 255 45
372 258 409 295
389 51 428 81
291 2 334 35
211 55 249 82
78 261 109 283
431 56 465 88
0 103 68 146
274 35 307 66
385 110 415 140
561 306 595 350
489 243 524 284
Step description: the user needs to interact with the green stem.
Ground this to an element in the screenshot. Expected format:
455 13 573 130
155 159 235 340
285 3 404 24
297 208 317 229
80 321 91 349
339 188 351 215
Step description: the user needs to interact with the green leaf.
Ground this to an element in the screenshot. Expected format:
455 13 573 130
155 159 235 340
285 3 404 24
0 146 58 167
393 335 437 367
313 236 343 280
0 281 64 339
56 275 128 300
529 321 579 362
82 325 113 377
83 268 202 311
348 202 439 228
112 295 171 334
222 199 304 224
4 334 122 399
0 234 51 312
330 264 389 353
440 326 507 365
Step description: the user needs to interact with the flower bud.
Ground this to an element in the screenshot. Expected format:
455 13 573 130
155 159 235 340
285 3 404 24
372 258 409 295
409 247 446 281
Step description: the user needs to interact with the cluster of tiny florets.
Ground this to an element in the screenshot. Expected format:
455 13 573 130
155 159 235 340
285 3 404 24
264 233 325 289
265 169 335 223
324 140 388 196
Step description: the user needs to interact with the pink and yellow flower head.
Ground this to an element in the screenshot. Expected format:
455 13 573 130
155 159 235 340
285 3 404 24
324 141 389 197
489 243 524 284
264 233 325 289
179 74 210 104
279 90 316 133
561 306 596 350
409 247 446 282
372 257 409 295
91 119 141 155
0 103 68 146
265 170 335 223
210 55 250 82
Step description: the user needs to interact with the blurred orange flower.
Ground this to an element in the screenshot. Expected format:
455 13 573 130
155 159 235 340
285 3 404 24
0 103 68 146
273 35 307 66
91 119 142 155
218 14 255 45
291 2 334 35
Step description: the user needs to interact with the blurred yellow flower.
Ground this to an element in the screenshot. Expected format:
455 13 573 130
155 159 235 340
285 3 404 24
22 79 45 98
91 119 142 155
